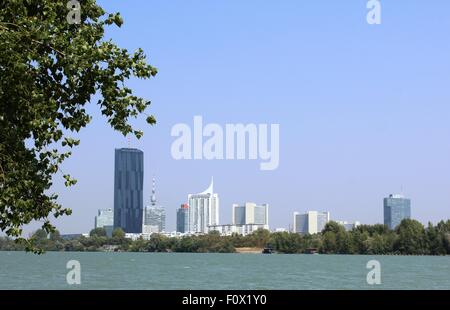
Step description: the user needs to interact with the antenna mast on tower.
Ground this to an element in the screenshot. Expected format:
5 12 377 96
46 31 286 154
151 176 157 206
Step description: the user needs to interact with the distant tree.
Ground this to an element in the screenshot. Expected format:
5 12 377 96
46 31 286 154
366 234 394 255
29 229 50 252
64 239 84 252
112 227 125 239
350 230 370 254
174 236 199 253
336 230 354 254
49 230 62 242
0 0 157 253
32 229 48 241
249 229 271 248
355 224 390 236
394 219 428 255
444 233 450 254
321 222 350 254
0 237 6 250
128 236 148 252
147 234 170 252
322 221 345 235
321 232 337 254
90 227 107 238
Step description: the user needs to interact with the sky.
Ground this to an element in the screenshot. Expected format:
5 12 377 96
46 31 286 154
27 0 450 234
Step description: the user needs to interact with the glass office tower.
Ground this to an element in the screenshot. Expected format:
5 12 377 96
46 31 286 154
384 194 411 230
114 148 144 233
293 211 330 234
176 204 189 233
232 203 269 225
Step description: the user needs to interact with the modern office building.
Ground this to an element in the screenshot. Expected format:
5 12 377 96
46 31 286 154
209 202 269 235
293 211 330 234
176 204 189 233
384 194 411 229
188 178 219 234
209 224 268 236
95 208 113 228
232 203 269 226
143 178 166 234
143 206 166 234
95 208 114 237
113 148 144 233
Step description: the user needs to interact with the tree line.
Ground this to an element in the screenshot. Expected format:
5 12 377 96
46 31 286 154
0 219 449 255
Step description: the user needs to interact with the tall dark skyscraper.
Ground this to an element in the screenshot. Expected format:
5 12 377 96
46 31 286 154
114 148 144 233
384 194 411 230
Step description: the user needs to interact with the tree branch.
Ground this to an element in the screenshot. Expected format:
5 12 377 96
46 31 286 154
0 22 66 57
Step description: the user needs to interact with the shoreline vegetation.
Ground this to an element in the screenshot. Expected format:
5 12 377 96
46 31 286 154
0 219 449 255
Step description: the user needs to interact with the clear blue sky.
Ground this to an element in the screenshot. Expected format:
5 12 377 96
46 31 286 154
34 0 450 234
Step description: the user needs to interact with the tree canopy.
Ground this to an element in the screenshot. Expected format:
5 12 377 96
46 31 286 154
90 227 107 238
0 0 157 252
1 220 449 255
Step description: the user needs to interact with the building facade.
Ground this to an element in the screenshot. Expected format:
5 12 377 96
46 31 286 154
143 206 166 234
188 178 219 234
143 178 166 234
95 208 113 228
209 224 268 236
384 194 411 229
113 148 144 233
232 203 269 226
95 208 114 237
176 204 189 233
293 211 330 234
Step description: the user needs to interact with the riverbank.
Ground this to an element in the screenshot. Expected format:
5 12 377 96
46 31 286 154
235 247 263 254
1 219 449 256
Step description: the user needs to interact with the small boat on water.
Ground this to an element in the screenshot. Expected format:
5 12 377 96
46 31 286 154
262 246 275 254
305 248 319 255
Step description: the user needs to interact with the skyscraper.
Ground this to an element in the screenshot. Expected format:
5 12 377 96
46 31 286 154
95 208 114 237
232 203 269 226
143 178 166 233
176 204 189 233
293 211 330 234
95 208 113 228
143 207 166 233
188 178 219 233
113 148 144 233
384 194 411 230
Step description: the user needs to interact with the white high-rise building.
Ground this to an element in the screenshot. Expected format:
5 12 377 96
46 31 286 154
232 203 269 226
188 178 219 234
293 211 330 234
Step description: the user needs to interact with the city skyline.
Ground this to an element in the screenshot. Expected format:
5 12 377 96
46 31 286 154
143 178 166 233
18 1 450 235
89 144 414 236
93 146 413 236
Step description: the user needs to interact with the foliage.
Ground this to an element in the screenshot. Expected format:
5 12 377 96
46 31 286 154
0 0 157 252
394 219 428 255
1 220 449 255
112 227 125 239
90 227 107 238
